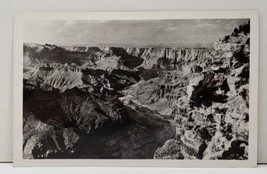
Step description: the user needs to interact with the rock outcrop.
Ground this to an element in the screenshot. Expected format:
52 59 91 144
151 21 250 160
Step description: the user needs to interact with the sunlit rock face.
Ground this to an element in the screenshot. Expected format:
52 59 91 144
124 47 212 70
154 139 184 159
150 22 250 160
23 21 250 160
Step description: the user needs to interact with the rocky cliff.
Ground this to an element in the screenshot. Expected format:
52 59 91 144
153 22 250 160
125 47 212 70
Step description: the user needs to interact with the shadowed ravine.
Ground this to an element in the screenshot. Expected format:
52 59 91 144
23 88 175 159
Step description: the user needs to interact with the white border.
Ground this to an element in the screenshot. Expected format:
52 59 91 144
13 11 259 167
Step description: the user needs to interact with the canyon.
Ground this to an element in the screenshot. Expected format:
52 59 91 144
23 22 250 160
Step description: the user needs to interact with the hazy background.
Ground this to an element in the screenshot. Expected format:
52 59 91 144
24 19 248 46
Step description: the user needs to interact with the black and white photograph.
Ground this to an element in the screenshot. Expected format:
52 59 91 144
13 11 258 167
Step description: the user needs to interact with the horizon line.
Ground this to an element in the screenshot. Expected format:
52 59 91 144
24 42 214 48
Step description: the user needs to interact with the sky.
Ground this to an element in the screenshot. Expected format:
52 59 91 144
24 19 249 46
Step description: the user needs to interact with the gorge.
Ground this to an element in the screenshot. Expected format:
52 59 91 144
23 21 250 160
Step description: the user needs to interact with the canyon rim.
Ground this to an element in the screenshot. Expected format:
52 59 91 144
13 11 258 167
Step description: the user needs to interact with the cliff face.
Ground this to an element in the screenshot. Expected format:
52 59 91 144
124 47 212 69
24 63 140 94
153 22 250 160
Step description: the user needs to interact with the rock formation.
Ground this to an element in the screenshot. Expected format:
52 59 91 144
151 22 250 160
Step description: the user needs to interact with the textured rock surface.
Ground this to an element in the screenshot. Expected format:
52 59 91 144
154 139 184 159
150 22 250 160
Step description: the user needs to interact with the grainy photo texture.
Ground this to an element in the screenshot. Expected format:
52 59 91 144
22 18 251 160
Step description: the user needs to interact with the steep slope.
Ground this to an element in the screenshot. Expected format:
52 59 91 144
153 22 250 160
24 63 140 94
23 88 175 159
